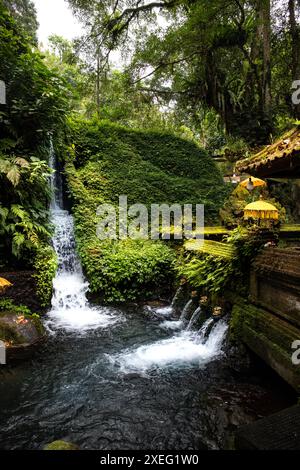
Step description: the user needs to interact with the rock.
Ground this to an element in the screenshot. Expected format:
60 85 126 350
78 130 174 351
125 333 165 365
44 440 79 451
0 311 45 363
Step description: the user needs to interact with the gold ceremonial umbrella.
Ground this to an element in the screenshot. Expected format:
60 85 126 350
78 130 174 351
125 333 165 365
0 277 13 293
243 200 279 220
240 176 267 191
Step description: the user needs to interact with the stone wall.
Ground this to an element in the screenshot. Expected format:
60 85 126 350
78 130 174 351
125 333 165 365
228 247 300 392
250 248 300 327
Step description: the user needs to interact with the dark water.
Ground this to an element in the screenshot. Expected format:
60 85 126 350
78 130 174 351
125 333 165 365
0 306 295 450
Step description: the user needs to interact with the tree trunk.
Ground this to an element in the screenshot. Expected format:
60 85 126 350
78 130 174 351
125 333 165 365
289 0 300 117
96 51 101 118
260 0 272 114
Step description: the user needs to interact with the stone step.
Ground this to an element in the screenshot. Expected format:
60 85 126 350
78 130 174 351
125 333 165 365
236 405 300 450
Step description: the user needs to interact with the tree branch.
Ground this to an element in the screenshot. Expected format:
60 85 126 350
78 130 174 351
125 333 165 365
107 0 177 31
131 52 199 84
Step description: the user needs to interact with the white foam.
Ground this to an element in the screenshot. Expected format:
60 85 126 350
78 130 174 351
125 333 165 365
155 306 173 316
110 320 228 373
45 306 119 333
160 320 183 331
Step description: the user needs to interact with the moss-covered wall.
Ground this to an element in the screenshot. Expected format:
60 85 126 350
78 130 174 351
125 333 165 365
228 292 300 393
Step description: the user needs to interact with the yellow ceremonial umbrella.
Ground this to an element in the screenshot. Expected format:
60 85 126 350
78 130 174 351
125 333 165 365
243 200 279 220
240 176 267 192
0 277 13 293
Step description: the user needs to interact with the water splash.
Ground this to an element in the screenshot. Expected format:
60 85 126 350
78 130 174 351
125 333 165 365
160 320 183 331
198 318 215 340
109 320 228 374
155 306 173 316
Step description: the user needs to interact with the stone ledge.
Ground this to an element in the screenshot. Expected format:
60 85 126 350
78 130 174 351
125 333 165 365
236 405 300 450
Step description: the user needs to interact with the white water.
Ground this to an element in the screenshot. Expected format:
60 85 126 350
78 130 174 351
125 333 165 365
198 318 215 339
155 306 173 316
160 320 183 331
45 147 120 333
110 319 228 374
187 306 202 330
180 299 194 321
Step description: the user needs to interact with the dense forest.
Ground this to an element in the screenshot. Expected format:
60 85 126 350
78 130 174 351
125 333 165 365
0 0 299 300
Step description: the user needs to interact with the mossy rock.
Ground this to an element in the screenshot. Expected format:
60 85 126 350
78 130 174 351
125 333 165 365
44 440 79 451
0 320 25 344
0 310 45 362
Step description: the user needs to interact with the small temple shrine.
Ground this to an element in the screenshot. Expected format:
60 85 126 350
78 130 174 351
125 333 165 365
237 126 300 179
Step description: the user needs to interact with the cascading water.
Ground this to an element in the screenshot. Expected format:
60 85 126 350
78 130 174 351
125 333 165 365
187 306 202 330
49 140 64 211
111 296 228 374
45 143 119 333
180 299 195 321
109 318 228 374
198 318 215 339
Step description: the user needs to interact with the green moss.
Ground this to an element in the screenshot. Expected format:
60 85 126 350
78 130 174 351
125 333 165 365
67 118 228 220
229 303 246 342
33 245 57 308
0 298 32 316
44 440 79 451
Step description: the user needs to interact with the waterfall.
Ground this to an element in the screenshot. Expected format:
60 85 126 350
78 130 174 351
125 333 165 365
171 285 188 312
198 318 215 339
180 299 195 321
49 140 63 211
45 142 119 333
171 287 183 308
187 306 202 330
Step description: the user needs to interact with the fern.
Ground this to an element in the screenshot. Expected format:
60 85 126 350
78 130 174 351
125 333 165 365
0 204 52 259
12 232 25 257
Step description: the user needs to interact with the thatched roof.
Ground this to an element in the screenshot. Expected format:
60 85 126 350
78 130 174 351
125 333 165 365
236 127 300 178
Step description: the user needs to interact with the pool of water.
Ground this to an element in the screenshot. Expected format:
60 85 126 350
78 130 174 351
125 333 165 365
0 305 294 450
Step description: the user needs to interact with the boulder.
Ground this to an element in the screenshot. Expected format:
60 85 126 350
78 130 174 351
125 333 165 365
0 311 45 363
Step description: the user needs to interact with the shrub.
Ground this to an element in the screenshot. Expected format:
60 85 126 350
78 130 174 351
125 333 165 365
33 245 57 308
177 227 269 296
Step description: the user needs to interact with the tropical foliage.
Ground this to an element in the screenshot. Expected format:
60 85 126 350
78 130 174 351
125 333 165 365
67 0 300 145
0 3 71 266
178 226 270 295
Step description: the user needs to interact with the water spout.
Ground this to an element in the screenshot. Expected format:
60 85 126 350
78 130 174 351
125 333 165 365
180 299 195 322
187 306 202 330
171 280 189 313
198 318 215 340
